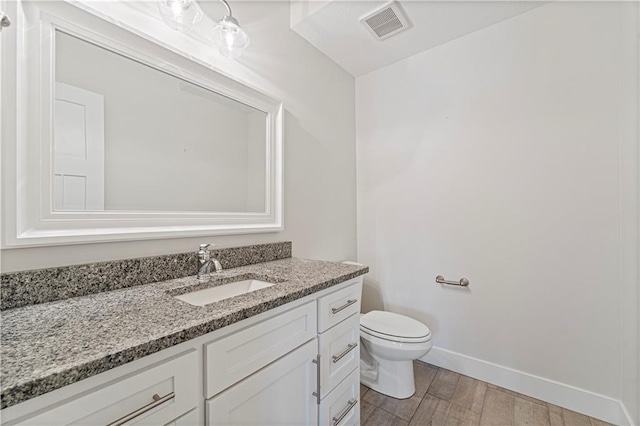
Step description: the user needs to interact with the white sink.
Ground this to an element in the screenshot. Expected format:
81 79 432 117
175 279 275 306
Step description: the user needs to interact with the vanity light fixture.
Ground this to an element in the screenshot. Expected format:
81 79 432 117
158 0 250 59
211 0 250 59
158 0 203 32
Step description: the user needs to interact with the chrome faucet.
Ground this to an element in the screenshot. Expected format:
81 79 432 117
197 243 223 280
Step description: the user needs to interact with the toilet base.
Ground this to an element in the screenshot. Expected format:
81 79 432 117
361 357 416 399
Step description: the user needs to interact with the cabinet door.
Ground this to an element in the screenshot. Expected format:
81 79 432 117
319 313 360 398
205 301 317 398
207 339 318 426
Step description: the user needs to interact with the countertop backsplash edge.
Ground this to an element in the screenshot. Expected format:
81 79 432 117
0 241 292 310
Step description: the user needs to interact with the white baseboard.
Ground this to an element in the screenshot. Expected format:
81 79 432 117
421 346 634 426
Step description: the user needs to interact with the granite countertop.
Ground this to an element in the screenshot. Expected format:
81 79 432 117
0 258 368 409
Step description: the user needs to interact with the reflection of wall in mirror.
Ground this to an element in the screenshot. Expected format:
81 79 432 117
54 31 267 213
246 111 267 212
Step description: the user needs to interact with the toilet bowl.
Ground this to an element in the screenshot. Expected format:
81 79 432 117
360 310 432 399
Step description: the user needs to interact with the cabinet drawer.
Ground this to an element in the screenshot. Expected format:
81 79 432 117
318 281 362 333
319 368 360 426
205 301 317 398
319 313 360 398
206 339 318 426
15 350 198 426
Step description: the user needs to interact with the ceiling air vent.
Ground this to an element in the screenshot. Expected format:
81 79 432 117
360 1 411 41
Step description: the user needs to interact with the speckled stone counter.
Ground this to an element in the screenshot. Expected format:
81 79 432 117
0 258 368 409
1 242 292 310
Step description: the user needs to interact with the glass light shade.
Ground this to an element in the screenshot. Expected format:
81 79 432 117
212 19 250 59
158 0 203 32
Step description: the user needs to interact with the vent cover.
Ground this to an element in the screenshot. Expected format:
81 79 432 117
360 2 411 41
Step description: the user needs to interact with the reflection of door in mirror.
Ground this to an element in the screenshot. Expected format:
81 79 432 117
53 82 105 211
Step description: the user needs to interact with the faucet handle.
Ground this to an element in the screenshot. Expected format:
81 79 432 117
197 243 215 261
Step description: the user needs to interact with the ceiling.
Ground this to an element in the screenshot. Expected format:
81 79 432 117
291 1 546 77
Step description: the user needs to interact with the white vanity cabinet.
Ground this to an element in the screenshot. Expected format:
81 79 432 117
204 302 317 399
203 278 363 426
320 369 361 426
206 339 319 425
5 350 200 426
316 282 362 426
1 277 364 426
203 301 319 426
319 314 361 399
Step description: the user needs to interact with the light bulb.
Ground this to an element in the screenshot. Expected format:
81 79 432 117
212 17 250 59
158 0 203 32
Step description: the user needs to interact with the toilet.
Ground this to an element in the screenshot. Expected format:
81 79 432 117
359 310 432 399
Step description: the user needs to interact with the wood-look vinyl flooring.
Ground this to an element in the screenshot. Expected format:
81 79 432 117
360 361 614 426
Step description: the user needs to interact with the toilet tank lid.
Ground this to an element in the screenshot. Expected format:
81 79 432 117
360 311 431 339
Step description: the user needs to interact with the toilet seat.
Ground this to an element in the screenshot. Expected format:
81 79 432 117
360 311 431 343
360 327 432 344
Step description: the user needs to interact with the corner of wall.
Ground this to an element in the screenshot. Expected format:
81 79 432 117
620 2 640 425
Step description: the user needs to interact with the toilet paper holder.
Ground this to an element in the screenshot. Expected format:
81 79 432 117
436 275 470 287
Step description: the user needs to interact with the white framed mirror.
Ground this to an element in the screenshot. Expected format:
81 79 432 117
1 0 283 247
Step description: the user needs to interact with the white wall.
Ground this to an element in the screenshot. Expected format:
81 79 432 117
620 6 640 423
356 2 638 424
1 0 356 271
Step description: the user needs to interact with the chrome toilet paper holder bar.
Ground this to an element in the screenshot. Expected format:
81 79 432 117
436 275 470 287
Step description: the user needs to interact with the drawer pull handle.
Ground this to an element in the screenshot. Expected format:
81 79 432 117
107 392 174 426
312 354 321 405
331 299 357 314
332 398 358 426
332 342 358 363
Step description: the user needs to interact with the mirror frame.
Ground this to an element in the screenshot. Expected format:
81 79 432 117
1 0 284 247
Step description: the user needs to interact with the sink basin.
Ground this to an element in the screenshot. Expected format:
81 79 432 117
174 279 275 306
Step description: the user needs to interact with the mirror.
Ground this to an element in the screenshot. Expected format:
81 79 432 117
2 0 283 248
54 30 267 213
